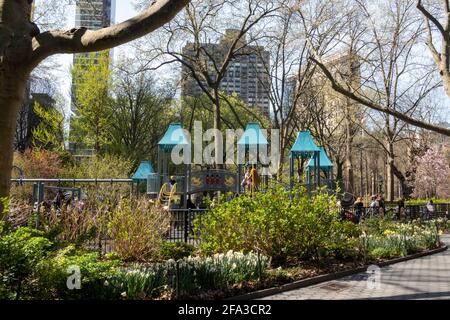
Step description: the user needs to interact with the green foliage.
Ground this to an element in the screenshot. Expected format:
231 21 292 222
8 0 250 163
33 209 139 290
108 63 175 166
158 242 195 261
37 245 121 299
0 227 52 299
107 198 171 262
63 154 133 200
405 199 450 206
196 186 357 265
64 154 133 179
71 51 113 153
32 102 66 152
113 251 270 299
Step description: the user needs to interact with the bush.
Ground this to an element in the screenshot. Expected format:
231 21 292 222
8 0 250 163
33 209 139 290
63 154 133 201
159 242 195 261
11 149 63 201
195 186 357 265
0 227 53 299
107 198 170 262
37 245 121 299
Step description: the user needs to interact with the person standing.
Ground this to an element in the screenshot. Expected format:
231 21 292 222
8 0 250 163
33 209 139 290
369 195 379 217
241 167 251 192
396 198 405 220
354 197 364 223
426 199 435 220
249 166 260 193
377 195 385 217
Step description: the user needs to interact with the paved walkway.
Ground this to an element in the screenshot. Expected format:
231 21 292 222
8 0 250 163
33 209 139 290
262 235 450 300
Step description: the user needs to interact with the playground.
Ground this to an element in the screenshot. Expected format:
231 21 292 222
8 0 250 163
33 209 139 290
9 122 450 247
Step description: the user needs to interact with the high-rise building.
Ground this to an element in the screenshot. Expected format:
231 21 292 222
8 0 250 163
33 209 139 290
71 0 116 113
181 29 271 117
70 0 115 153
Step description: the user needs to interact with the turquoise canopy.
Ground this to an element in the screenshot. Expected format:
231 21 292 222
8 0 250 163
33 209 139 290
237 122 268 146
307 147 333 169
290 131 320 155
158 123 190 151
132 160 155 181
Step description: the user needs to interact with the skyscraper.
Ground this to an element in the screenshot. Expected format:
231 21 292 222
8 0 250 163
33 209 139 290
181 29 271 117
70 0 116 152
72 0 116 114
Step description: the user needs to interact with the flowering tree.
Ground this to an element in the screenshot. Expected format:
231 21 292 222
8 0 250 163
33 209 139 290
412 149 450 199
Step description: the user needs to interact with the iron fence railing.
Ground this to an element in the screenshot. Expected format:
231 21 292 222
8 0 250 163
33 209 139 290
87 209 208 254
342 203 450 221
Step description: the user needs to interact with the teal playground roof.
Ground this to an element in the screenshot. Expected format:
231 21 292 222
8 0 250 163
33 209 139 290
237 123 268 146
290 131 320 155
307 147 333 168
132 161 155 181
158 123 190 151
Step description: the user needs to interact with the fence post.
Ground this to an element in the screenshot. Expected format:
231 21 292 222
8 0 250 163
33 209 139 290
184 209 189 243
176 260 180 299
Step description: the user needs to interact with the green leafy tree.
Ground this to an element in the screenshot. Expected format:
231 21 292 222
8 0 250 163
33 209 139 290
32 102 66 152
70 51 113 154
108 64 176 167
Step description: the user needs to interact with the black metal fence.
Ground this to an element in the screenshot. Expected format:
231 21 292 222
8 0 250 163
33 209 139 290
88 209 208 254
342 203 450 221
165 209 208 244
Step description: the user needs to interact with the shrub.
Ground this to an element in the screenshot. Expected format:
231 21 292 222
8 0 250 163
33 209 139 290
0 227 53 299
63 154 133 201
107 198 171 262
11 149 63 201
38 198 104 247
195 186 356 265
159 242 195 261
37 245 121 300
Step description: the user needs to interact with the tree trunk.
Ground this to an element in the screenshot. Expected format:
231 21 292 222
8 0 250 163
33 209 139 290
0 0 190 211
335 159 344 191
384 138 398 202
213 88 222 168
392 164 412 199
0 68 29 211
344 108 354 194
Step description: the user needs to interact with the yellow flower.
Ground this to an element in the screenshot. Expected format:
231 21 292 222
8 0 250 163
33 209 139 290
383 230 396 236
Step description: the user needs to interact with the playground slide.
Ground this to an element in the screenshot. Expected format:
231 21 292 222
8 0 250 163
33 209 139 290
156 183 177 210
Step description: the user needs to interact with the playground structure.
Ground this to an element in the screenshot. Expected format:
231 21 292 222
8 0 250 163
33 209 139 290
143 122 336 208
11 122 337 210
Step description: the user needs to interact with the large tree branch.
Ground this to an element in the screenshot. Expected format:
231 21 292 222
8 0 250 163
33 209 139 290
417 0 447 39
310 56 450 137
30 0 190 68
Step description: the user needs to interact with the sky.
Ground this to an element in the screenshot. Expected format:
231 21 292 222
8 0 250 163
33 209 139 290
51 1 450 125
55 1 138 112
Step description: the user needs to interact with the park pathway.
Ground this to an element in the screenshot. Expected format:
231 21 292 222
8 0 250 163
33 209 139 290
262 235 450 300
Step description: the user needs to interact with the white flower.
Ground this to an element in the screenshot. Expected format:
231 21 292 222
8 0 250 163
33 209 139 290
121 292 127 297
104 280 109 286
